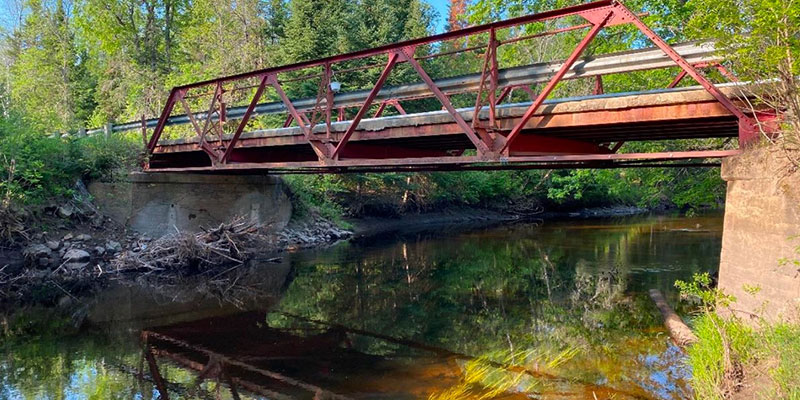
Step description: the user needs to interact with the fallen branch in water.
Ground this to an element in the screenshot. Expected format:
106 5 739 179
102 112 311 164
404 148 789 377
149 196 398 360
113 218 269 274
649 288 698 346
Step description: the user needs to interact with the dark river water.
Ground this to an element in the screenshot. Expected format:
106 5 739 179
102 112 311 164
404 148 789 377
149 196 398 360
0 214 723 400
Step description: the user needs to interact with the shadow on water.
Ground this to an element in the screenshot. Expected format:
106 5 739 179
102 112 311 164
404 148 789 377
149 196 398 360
0 213 722 399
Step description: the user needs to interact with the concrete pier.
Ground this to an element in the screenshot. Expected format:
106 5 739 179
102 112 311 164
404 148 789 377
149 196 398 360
719 147 800 322
88 173 292 237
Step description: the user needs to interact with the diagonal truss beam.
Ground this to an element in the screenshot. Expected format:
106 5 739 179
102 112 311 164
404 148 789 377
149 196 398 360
220 75 269 163
500 10 613 154
612 4 756 144
331 52 399 159
269 75 331 160
400 46 492 156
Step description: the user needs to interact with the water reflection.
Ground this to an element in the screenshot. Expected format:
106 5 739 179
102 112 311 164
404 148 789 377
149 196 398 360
1 214 721 399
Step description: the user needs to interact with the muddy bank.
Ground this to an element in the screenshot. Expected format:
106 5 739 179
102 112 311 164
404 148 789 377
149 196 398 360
349 207 524 238
540 205 649 219
348 205 650 238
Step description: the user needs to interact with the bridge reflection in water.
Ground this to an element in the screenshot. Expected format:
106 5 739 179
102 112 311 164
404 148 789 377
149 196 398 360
1 215 722 399
141 311 469 400
128 215 722 400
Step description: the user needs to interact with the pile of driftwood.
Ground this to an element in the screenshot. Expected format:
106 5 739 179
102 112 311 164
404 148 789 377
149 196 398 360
113 219 270 273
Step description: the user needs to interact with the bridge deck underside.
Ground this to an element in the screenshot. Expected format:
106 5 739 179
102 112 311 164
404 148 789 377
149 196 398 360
149 85 742 173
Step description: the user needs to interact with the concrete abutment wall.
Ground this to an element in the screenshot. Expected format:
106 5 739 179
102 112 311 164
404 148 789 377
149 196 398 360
88 173 292 238
719 147 800 322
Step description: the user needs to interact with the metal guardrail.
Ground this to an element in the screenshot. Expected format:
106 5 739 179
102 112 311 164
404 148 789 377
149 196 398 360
82 40 718 137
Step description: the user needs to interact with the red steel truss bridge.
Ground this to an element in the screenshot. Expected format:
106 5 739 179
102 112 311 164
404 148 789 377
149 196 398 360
111 0 775 174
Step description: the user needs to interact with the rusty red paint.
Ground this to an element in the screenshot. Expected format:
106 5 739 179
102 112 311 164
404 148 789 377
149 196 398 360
144 0 754 173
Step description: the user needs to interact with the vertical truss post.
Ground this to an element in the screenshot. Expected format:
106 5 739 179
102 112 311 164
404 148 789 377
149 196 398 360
197 83 224 161
331 52 399 159
614 3 756 145
501 10 613 154
488 28 499 127
594 75 604 95
220 74 269 163
400 46 492 156
324 63 334 141
178 89 224 161
472 29 499 133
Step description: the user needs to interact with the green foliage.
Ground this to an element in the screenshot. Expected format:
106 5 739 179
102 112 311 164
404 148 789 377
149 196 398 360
675 272 735 309
687 314 800 400
7 0 95 132
283 174 348 222
688 0 800 134
0 113 140 207
677 273 800 399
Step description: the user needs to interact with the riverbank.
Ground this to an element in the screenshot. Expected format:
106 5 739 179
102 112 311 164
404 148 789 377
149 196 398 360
0 201 351 305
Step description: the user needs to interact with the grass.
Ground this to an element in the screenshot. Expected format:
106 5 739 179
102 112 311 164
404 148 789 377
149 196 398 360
687 313 800 399
676 273 800 399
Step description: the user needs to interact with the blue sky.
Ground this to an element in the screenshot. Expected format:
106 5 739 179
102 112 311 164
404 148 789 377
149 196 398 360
427 0 452 33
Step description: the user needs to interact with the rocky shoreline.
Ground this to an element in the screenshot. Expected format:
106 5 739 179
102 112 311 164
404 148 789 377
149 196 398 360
0 200 351 304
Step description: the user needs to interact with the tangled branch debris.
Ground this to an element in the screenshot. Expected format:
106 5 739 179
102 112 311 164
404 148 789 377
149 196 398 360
113 218 270 273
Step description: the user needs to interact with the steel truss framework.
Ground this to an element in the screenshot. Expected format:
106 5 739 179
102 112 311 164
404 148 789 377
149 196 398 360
143 0 764 173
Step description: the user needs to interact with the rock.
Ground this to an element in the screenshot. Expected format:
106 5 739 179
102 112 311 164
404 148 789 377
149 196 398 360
45 240 60 250
62 249 91 269
23 244 52 259
57 295 74 308
75 234 92 241
63 233 74 241
94 246 106 256
38 257 52 268
91 214 104 228
57 204 76 219
105 240 122 253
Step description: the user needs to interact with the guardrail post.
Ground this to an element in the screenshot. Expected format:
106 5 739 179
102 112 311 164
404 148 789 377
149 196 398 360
104 122 113 139
78 127 86 138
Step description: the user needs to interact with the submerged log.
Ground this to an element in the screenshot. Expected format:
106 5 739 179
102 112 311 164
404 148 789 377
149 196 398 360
649 289 698 346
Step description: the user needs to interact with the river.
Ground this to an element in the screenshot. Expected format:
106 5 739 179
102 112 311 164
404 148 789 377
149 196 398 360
0 213 722 399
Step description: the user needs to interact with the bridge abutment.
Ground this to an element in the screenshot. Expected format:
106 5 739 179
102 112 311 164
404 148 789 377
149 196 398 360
719 147 800 322
88 172 292 238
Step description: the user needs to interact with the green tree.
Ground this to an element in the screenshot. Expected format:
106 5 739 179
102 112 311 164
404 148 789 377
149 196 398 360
7 0 95 132
688 0 800 134
75 0 187 123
